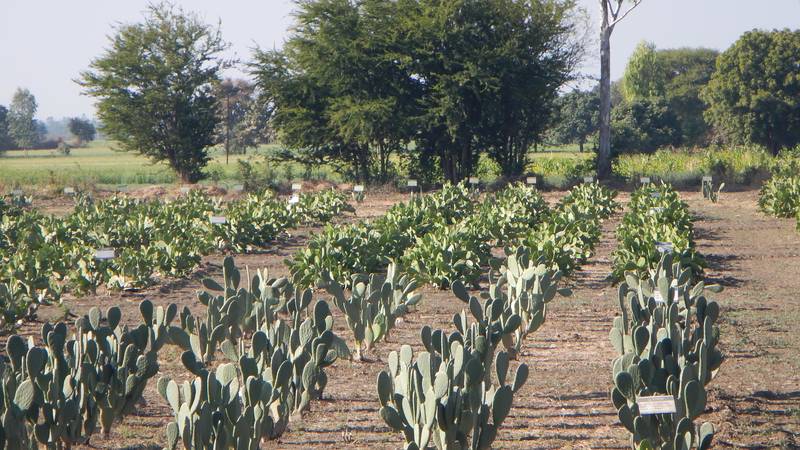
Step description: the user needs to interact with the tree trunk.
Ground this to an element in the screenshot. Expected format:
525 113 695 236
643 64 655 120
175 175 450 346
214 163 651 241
598 23 613 179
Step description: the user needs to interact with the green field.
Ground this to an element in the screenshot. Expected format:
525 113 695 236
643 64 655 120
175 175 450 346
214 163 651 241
0 141 338 189
0 141 596 189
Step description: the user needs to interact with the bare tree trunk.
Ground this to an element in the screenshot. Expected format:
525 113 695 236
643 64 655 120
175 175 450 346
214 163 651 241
598 22 613 179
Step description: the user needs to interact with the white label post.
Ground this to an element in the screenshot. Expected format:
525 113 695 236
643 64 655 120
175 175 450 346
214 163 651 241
526 176 537 185
638 396 677 415
94 249 116 260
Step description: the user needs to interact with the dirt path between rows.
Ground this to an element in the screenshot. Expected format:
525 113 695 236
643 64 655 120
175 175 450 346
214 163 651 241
11 189 800 449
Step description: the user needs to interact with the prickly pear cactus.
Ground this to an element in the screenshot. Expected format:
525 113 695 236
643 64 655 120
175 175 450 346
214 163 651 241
609 254 723 449
322 262 422 360
495 247 571 359
0 301 166 448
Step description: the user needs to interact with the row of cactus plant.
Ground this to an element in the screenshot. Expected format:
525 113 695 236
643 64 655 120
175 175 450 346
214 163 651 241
0 300 167 449
0 189 354 329
612 183 705 281
377 247 572 449
159 257 346 448
609 253 723 449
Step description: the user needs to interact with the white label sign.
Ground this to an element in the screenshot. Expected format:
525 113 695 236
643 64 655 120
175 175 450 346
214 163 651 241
407 179 418 188
649 207 665 215
64 187 75 195
653 290 664 303
640 177 651 184
638 395 677 415
94 249 116 260
210 216 227 224
583 176 594 183
468 177 479 185
526 176 537 185
353 185 364 192
288 194 299 205
11 190 23 196
655 241 674 254
180 187 191 194
702 176 712 182
650 192 661 199
291 183 302 191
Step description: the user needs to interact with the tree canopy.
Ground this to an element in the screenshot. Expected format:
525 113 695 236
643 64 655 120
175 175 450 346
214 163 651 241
78 2 228 182
702 29 800 155
8 88 40 149
68 117 97 144
550 89 599 152
253 0 581 182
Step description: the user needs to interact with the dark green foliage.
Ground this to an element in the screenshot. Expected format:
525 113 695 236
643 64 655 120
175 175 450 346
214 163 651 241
78 2 228 182
550 89 600 152
0 105 14 151
67 117 96 144
611 98 682 154
758 175 800 218
7 88 39 149
252 0 581 182
702 29 800 155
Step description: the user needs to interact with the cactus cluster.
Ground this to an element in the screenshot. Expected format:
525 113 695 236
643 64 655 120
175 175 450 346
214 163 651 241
322 262 422 360
700 179 724 203
159 257 344 448
376 295 527 450
0 300 165 449
609 254 723 449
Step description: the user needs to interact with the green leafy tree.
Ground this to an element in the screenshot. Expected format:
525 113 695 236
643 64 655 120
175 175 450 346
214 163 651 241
8 88 40 149
622 43 719 146
611 98 681 153
550 89 600 152
0 106 14 151
622 41 665 100
702 29 800 155
78 2 228 182
68 117 97 144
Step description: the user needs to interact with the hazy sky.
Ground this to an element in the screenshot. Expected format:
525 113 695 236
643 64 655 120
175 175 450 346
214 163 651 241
1 0 799 119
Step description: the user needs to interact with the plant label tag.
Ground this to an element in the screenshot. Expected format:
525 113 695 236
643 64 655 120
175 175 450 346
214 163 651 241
94 249 116 260
655 241 674 254
11 190 23 196
289 194 299 205
649 207 665 215
638 395 676 415
233 185 244 192
650 192 661 199
353 185 364 192
653 290 664 303
116 185 128 192
291 183 302 191
526 176 537 185
407 179 418 188
63 187 75 195
468 177 479 185
210 216 227 224
180 187 191 194
702 176 712 182
583 176 594 183
640 177 651 184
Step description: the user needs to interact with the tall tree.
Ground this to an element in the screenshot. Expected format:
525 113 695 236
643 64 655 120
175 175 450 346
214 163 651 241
0 106 13 151
598 0 643 179
621 41 665 101
550 88 600 152
702 29 800 155
213 79 263 164
78 2 228 182
8 88 40 149
68 117 97 144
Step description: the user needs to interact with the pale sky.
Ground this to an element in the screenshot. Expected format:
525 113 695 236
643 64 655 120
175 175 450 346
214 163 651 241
1 0 799 119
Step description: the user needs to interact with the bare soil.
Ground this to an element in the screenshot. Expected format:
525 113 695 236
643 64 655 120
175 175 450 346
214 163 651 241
10 189 800 449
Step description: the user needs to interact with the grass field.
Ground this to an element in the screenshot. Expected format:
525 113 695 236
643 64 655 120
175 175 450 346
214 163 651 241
0 141 342 188
0 141 595 189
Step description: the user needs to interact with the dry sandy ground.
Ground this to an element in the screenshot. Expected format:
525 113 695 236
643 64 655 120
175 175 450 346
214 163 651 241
9 189 800 449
